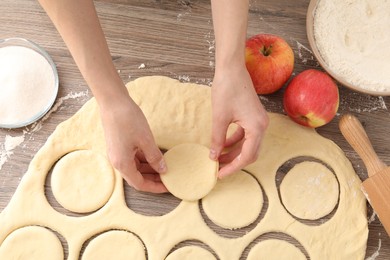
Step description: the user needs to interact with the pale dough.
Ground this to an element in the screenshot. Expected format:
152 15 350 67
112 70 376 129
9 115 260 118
82 230 146 259
247 239 306 260
0 76 368 259
280 161 339 220
202 170 263 229
162 143 218 201
0 226 63 259
165 246 216 260
51 150 115 213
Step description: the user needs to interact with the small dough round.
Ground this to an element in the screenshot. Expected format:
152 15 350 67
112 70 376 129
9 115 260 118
51 150 115 213
0 226 63 259
161 143 218 201
166 246 216 260
280 161 339 220
202 170 263 229
82 230 146 260
247 239 306 260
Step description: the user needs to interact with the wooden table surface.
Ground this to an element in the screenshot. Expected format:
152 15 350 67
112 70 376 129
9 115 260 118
1 0 389 259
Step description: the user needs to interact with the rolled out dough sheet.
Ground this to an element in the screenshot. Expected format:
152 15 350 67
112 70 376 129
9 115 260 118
0 76 368 259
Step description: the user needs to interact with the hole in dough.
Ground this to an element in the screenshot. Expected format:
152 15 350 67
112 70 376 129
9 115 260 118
81 230 146 260
199 170 268 239
247 239 306 260
166 240 218 260
276 156 340 224
241 232 309 259
123 148 181 216
124 182 181 216
49 150 115 214
201 170 263 229
161 143 218 201
0 226 64 259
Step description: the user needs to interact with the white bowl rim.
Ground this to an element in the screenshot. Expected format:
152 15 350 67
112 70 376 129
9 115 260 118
306 0 390 96
0 37 59 128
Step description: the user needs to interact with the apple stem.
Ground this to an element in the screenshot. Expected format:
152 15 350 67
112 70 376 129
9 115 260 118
260 45 273 56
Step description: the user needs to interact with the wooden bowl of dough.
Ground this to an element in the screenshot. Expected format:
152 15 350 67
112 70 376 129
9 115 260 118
306 0 390 96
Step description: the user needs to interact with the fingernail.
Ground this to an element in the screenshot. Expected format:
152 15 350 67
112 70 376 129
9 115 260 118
158 160 167 173
209 149 217 160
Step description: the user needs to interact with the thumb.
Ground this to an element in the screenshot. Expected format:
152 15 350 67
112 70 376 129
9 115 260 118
140 137 167 174
210 118 229 161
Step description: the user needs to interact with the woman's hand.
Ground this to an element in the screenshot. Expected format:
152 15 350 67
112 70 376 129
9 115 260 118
100 95 168 193
210 64 269 178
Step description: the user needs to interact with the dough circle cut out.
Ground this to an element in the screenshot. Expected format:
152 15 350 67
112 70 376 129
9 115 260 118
161 143 218 201
82 230 146 260
202 170 263 229
51 150 115 213
165 245 216 260
247 239 306 260
280 161 339 220
0 226 63 259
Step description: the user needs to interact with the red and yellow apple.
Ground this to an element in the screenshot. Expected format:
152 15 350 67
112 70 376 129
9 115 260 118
245 33 294 94
283 69 339 128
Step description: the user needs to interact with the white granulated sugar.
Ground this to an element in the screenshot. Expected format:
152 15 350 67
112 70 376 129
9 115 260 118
314 0 390 92
0 46 56 126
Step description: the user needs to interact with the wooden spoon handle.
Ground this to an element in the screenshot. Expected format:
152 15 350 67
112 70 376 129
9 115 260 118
339 114 386 177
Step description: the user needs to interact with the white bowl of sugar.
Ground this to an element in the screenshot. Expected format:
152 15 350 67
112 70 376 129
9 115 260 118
0 38 59 128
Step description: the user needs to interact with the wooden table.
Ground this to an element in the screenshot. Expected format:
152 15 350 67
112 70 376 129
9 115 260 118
0 0 389 258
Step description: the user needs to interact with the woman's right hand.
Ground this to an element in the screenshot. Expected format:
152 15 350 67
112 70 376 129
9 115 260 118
99 95 168 193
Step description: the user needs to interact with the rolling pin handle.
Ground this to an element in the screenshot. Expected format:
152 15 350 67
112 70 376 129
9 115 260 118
339 114 386 177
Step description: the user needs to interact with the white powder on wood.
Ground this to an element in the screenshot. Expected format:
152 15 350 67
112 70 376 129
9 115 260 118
314 0 390 92
0 46 56 126
0 134 25 171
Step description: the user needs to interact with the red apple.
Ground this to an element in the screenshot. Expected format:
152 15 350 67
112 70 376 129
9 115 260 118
283 69 339 128
245 34 294 94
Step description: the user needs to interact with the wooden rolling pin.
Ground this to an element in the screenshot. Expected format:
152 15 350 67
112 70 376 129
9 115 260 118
339 114 390 236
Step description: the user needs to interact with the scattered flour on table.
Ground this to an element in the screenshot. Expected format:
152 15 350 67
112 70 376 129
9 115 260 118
0 46 56 126
178 75 190 82
295 41 318 66
314 0 390 92
28 91 89 133
368 211 377 224
205 30 215 68
0 135 25 171
0 90 89 170
366 238 382 260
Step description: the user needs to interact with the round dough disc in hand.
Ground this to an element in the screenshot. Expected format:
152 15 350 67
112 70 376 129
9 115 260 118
161 143 218 201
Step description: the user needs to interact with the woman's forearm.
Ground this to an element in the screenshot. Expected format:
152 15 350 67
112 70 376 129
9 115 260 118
210 0 249 72
37 0 128 106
